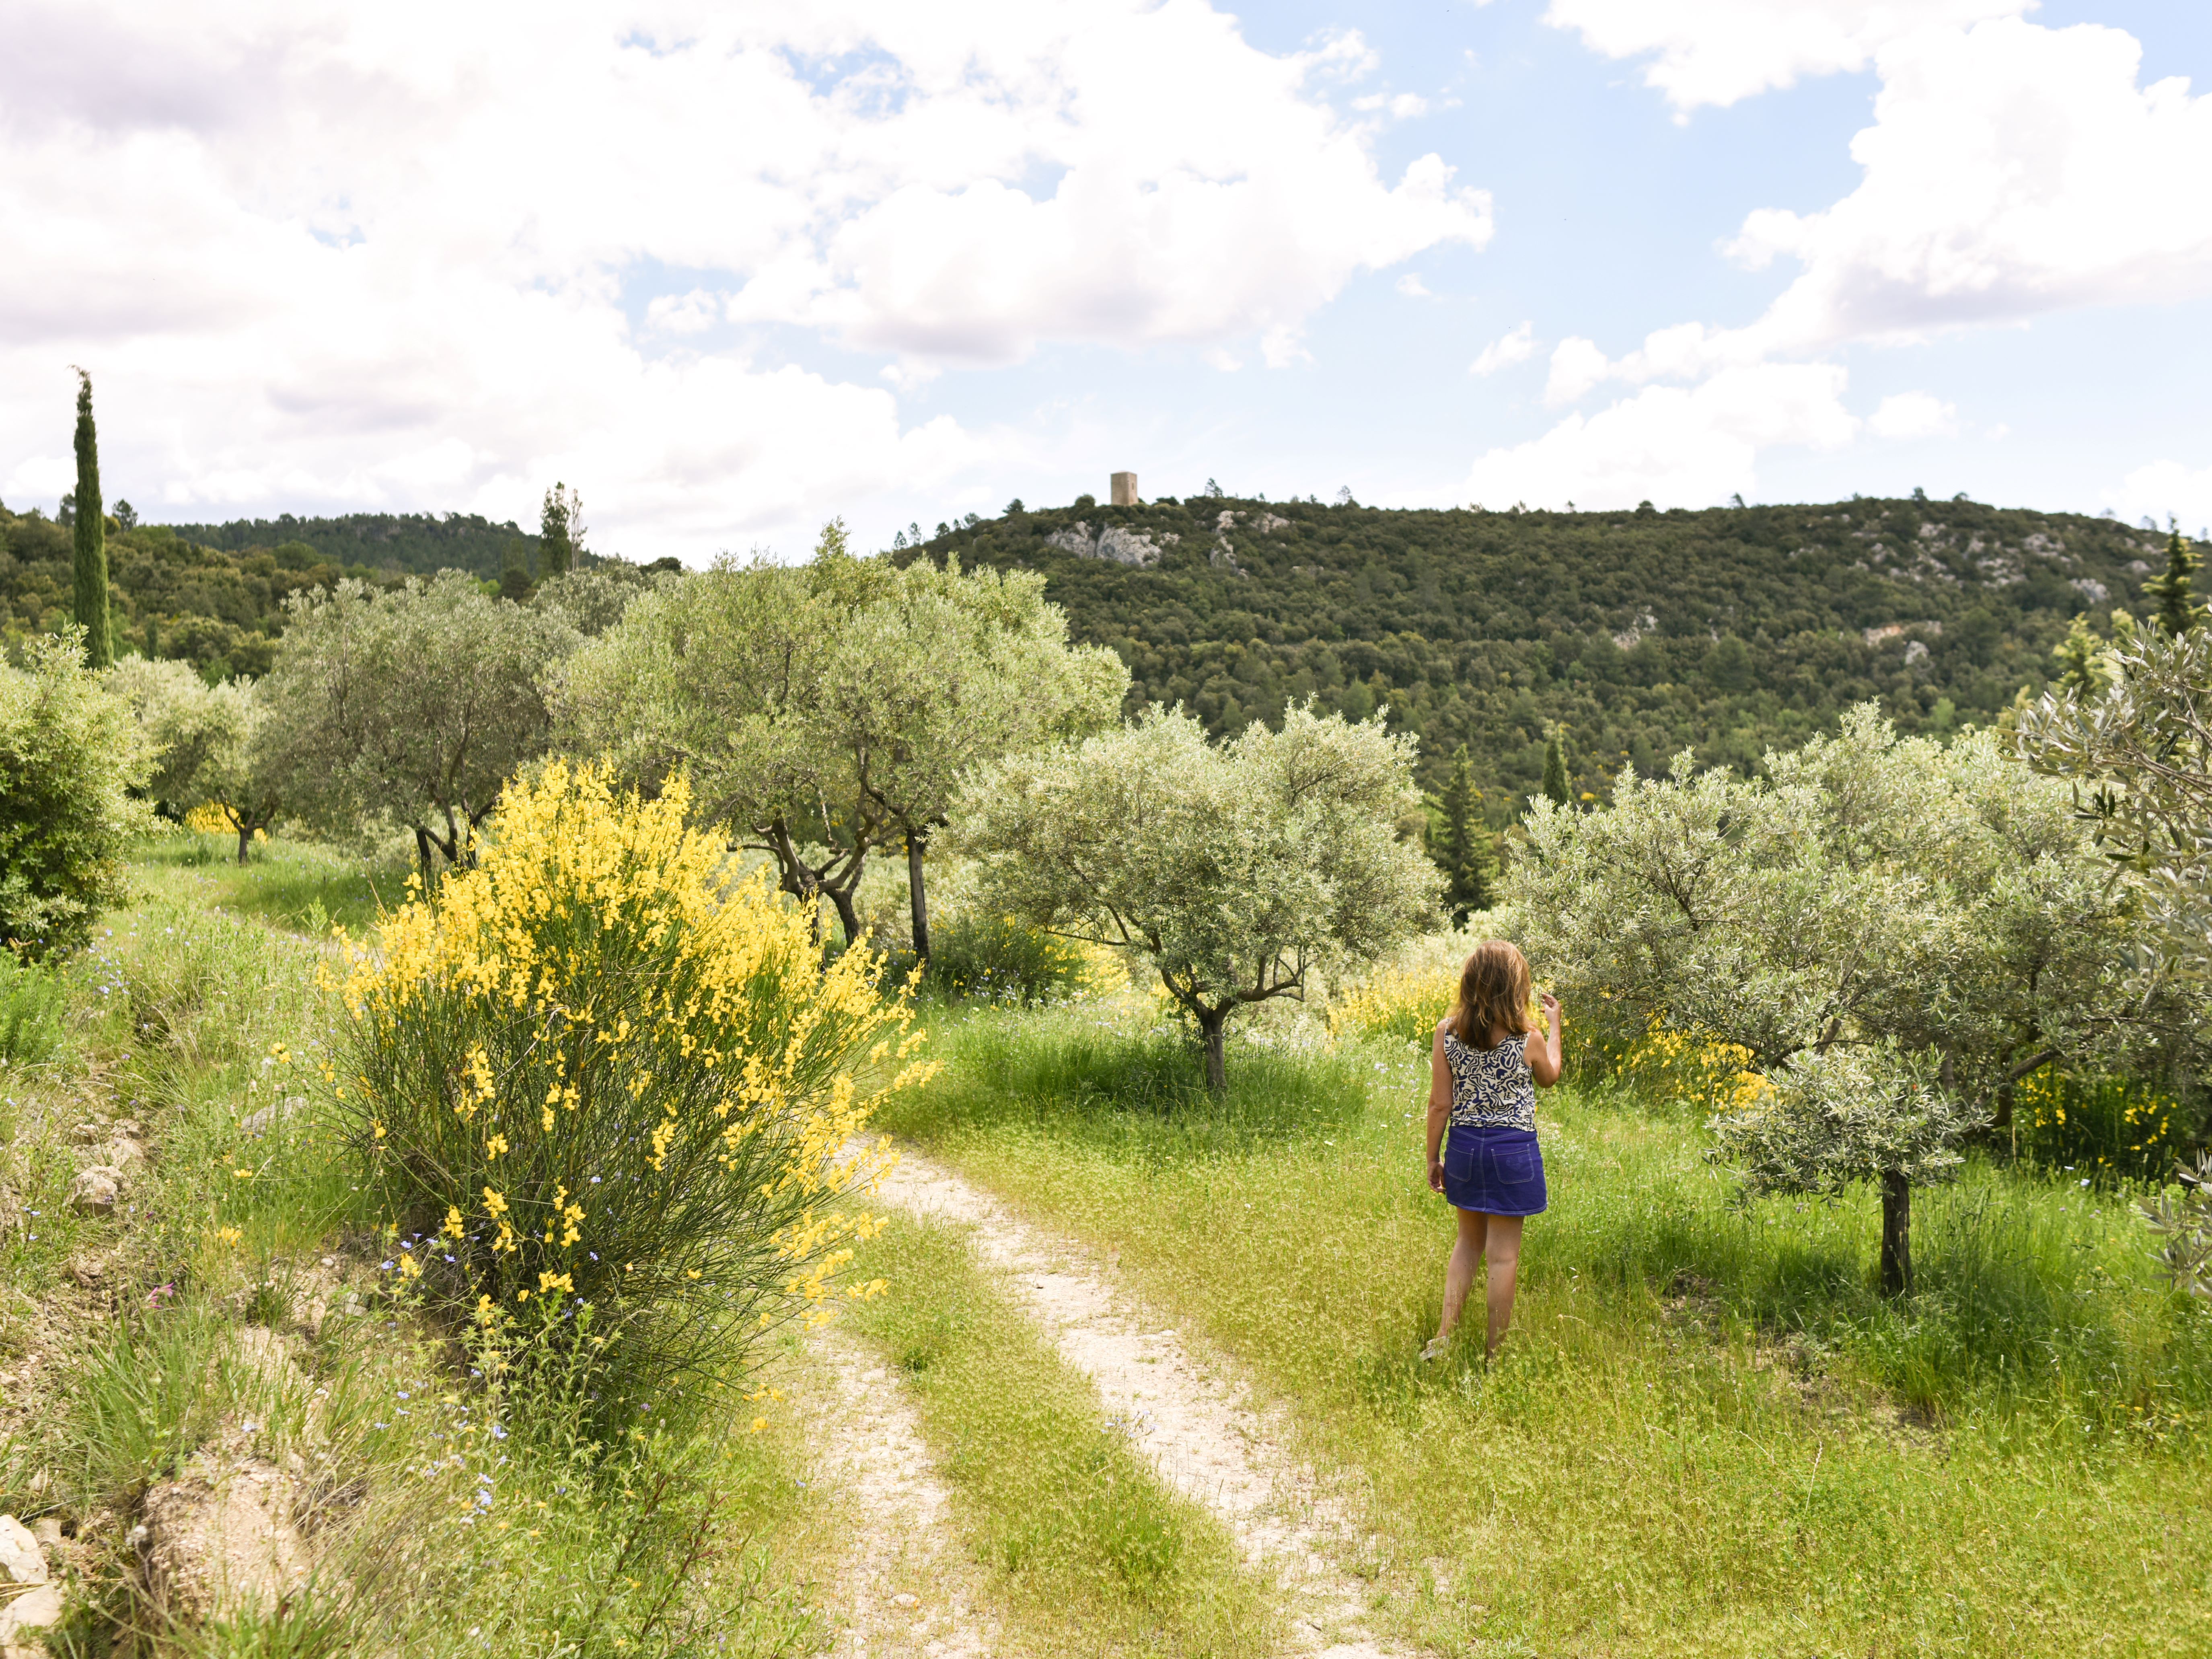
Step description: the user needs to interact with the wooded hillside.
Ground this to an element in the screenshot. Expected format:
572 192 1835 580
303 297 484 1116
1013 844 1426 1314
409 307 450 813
906 493 2167 811
0 506 542 679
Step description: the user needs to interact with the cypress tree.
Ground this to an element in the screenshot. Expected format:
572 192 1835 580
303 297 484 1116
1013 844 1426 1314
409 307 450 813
2144 522 2205 636
1429 744 1495 923
70 369 112 669
1542 729 1571 808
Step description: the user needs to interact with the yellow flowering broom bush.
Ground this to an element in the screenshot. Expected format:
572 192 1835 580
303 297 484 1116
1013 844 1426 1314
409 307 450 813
332 761 932 1396
1329 966 1456 1046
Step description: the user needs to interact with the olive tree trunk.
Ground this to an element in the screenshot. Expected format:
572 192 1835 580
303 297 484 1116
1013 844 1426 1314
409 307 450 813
907 831 931 963
1197 1006 1227 1094
1879 1168 1913 1298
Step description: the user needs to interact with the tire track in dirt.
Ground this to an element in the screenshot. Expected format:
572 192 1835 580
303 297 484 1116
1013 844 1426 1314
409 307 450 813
802 1325 998 1659
874 1147 1404 1659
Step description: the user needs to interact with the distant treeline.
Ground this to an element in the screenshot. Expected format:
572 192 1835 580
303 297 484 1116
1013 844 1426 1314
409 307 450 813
901 493 2169 813
0 504 626 681
163 511 538 580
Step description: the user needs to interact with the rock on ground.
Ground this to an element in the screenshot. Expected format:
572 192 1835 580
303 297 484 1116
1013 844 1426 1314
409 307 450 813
141 1457 310 1624
0 1517 45 1587
66 1168 120 1215
0 1582 62 1654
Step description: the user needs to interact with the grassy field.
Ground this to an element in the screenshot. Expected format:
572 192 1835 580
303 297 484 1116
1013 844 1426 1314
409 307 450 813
2 841 835 1657
10 835 2210 1655
875 1004 2212 1657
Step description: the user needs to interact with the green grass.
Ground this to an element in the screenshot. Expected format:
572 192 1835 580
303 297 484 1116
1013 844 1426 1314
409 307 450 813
11 848 834 1659
844 1214 1277 1658
880 1005 2212 1657
131 831 407 936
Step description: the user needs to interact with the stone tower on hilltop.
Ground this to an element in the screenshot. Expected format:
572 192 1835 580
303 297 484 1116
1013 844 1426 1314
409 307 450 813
1110 471 1139 506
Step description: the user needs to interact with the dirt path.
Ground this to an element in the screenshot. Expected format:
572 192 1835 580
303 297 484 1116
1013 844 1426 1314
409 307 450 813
874 1148 1404 1659
800 1325 999 1659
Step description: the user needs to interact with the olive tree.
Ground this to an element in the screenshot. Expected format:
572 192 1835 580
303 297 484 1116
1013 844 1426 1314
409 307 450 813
563 538 886 945
1509 705 2130 1295
564 527 1121 952
0 629 152 955
953 704 1439 1089
107 658 283 863
818 556 1127 959
263 573 574 885
2020 622 2212 988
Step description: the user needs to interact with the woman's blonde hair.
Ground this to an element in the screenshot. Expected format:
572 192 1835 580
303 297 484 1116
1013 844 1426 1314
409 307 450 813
1448 940 1532 1046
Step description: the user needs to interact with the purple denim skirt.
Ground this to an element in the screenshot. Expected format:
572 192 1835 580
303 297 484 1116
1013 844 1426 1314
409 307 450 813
1441 1123 1548 1217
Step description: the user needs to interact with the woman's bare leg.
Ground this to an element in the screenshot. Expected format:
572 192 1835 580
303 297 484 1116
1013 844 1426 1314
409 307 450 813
1482 1214 1525 1359
1436 1207 1487 1343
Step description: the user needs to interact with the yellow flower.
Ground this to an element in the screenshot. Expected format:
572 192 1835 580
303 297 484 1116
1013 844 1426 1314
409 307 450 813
214 1226 243 1246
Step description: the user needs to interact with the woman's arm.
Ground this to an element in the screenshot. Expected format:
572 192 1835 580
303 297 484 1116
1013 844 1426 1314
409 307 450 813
1527 993 1564 1087
1425 1028 1452 1194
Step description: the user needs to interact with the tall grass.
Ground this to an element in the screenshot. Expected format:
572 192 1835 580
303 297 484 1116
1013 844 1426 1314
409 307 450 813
845 1215 1274 1657
134 830 406 935
875 1003 1371 1162
886 1005 2212 1655
0 952 64 1067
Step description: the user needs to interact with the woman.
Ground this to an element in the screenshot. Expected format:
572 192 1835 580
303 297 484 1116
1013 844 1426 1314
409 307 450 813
1422 940 1562 1361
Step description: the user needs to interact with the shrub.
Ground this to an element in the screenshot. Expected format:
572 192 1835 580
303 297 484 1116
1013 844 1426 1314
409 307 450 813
927 914 1091 1004
0 953 64 1068
2011 1065 2189 1182
1616 1021 1766 1115
0 629 153 956
336 762 933 1401
2141 1152 2212 1301
1329 966 1453 1046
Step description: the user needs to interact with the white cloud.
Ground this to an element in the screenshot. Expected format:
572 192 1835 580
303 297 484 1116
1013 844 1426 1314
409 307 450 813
645 291 722 336
1470 321 1536 375
1392 93 1430 119
0 0 1490 558
1260 325 1312 368
2110 460 2212 534
1396 273 1432 298
1727 19 2212 352
1544 337 1612 405
1544 0 2031 113
1481 13 2212 500
1867 391 1957 439
1465 363 1856 510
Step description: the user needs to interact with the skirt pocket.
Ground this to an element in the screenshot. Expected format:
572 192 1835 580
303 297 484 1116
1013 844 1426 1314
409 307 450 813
1490 1145 1538 1185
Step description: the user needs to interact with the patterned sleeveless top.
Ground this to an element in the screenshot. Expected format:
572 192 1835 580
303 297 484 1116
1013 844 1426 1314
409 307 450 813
1442 1030 1536 1131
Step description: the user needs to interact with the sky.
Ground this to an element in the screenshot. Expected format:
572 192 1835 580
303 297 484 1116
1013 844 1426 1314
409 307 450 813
4 0 2212 563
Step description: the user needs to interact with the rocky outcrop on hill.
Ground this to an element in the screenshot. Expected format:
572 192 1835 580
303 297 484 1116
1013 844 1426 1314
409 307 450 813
1042 521 1173 567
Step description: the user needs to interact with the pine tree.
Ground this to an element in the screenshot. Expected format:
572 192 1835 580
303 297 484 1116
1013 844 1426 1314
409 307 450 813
539 483 582 578
2143 522 2205 636
1428 744 1495 923
1542 729 1572 808
70 369 112 669
2052 614 2110 695
498 538 533 602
